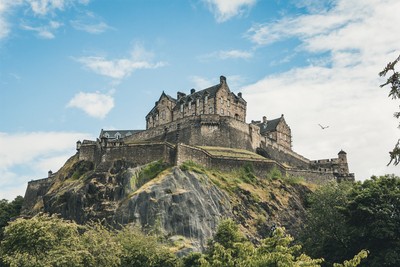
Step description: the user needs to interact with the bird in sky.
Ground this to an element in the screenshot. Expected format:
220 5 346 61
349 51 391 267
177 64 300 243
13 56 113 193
318 124 329 129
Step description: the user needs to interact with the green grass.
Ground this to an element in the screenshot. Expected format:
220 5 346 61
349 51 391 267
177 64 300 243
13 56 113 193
131 160 170 189
179 161 206 174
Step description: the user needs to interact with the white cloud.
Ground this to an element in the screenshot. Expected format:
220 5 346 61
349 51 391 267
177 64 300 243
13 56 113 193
70 11 112 34
75 44 167 79
189 76 214 89
0 131 92 200
70 20 110 34
0 0 89 40
241 0 400 180
21 20 62 39
27 0 66 16
201 49 253 61
67 91 114 119
204 0 256 23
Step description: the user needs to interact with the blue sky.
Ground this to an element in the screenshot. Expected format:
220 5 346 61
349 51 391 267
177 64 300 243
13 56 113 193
1 0 400 200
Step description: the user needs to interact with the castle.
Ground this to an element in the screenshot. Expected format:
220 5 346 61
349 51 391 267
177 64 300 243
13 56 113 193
75 75 354 183
25 76 354 205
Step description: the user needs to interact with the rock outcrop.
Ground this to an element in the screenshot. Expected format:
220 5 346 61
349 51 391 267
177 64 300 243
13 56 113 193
22 155 312 253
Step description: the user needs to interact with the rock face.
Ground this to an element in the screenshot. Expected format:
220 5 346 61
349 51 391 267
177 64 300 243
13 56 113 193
22 155 312 252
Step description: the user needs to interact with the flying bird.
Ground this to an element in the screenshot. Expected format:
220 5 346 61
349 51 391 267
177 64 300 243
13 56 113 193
318 124 329 130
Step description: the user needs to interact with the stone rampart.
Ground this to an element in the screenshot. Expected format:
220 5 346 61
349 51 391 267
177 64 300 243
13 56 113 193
22 176 54 214
176 144 286 177
102 142 176 166
287 169 336 185
125 115 256 151
258 139 310 169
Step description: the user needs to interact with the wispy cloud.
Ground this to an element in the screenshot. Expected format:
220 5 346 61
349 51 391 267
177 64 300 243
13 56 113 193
204 0 256 23
21 20 62 39
0 131 92 200
0 0 90 40
74 44 167 79
67 91 114 119
70 11 112 34
201 49 253 61
26 0 90 16
189 76 214 89
242 0 400 180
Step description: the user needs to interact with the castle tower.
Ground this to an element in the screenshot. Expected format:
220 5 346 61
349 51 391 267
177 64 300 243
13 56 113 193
338 150 349 175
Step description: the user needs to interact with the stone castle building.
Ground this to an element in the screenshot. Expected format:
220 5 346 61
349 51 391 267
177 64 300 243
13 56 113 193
87 75 354 183
26 75 354 203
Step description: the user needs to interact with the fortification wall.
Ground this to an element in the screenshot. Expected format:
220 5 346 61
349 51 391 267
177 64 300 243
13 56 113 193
101 142 176 166
258 139 310 169
287 169 336 185
22 177 54 214
125 115 256 151
176 144 286 177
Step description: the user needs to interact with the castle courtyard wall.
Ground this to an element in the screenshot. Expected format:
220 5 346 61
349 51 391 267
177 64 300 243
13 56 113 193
125 115 257 151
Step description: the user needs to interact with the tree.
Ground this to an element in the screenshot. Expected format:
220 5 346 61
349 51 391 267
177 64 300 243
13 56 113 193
116 226 178 267
0 196 24 240
345 175 400 266
379 55 400 165
191 218 343 267
300 182 354 265
300 175 400 267
0 214 121 267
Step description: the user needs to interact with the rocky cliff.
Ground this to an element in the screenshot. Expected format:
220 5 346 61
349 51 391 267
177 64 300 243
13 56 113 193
22 154 313 253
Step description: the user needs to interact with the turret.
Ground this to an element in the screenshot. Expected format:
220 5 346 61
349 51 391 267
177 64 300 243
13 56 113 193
338 150 349 174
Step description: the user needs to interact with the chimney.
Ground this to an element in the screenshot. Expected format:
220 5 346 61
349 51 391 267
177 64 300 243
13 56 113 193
220 75 226 84
238 92 242 98
190 88 195 94
263 116 267 123
48 170 53 177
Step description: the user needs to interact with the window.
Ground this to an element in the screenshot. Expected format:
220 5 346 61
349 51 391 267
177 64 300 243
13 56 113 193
227 111 230 116
180 105 183 112
156 114 159 120
196 98 200 107
188 102 192 110
220 97 223 104
209 107 213 114
227 100 230 107
205 95 208 104
220 108 224 115
161 111 166 119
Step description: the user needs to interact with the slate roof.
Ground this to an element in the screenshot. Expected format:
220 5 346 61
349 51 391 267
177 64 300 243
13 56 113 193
257 117 282 135
99 129 143 140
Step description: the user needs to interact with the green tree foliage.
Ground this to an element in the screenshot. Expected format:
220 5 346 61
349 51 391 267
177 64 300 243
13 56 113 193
0 196 24 240
301 175 400 267
300 182 354 265
185 218 326 267
117 226 178 267
0 214 121 267
379 55 400 165
345 175 400 266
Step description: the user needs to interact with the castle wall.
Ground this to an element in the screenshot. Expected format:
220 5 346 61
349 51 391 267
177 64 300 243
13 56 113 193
125 115 256 151
258 138 310 169
101 142 176 166
287 169 336 185
21 177 54 214
176 144 286 177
